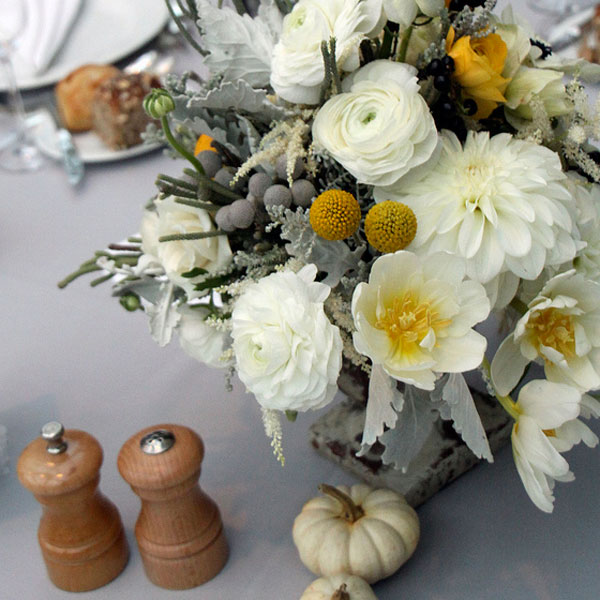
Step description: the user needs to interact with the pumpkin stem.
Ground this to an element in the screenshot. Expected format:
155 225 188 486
319 484 364 523
331 583 350 600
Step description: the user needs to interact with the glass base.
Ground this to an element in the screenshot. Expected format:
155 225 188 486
0 139 45 171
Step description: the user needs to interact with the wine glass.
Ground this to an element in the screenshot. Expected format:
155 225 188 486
0 0 44 171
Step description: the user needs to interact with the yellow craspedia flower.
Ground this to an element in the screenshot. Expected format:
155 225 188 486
194 134 218 156
446 26 510 119
309 190 361 241
365 201 417 254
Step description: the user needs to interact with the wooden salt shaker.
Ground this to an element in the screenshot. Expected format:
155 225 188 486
117 424 228 589
16 422 129 592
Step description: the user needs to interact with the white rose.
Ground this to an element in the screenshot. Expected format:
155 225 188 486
383 0 443 27
231 265 343 412
177 305 232 369
140 196 233 299
312 60 438 187
270 0 384 105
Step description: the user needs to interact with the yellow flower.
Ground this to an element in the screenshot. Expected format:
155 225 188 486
194 134 217 156
365 201 417 254
446 27 510 119
309 190 361 241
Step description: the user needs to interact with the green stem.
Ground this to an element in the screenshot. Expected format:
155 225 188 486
165 0 207 56
90 273 114 287
380 26 395 59
159 230 226 243
174 197 217 211
157 173 198 191
182 168 243 203
509 297 528 316
481 356 520 421
156 184 199 199
161 116 207 176
397 25 413 63
57 264 102 289
231 0 246 14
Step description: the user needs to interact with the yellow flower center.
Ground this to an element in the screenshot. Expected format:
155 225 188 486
376 292 451 354
526 308 576 359
309 189 361 241
364 201 417 253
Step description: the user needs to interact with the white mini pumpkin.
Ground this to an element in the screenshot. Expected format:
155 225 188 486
293 484 419 584
300 574 377 600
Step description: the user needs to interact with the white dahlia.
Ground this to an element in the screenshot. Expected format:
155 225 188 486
377 131 578 286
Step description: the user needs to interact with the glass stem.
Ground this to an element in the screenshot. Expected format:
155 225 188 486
0 40 27 144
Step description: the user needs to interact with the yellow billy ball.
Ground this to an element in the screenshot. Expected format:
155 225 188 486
365 200 417 253
309 189 361 241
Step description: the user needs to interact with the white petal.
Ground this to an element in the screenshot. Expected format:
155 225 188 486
517 380 581 428
432 330 487 373
514 416 571 478
512 431 555 513
491 335 530 396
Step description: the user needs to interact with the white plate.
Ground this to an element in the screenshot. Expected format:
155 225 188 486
31 108 163 163
3 0 169 91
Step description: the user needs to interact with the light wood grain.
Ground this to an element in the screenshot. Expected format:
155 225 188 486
17 429 129 592
118 423 228 589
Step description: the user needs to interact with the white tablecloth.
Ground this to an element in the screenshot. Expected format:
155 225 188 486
1 3 599 598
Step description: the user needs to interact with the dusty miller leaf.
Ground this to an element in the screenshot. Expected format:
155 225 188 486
196 0 281 88
278 208 365 287
113 278 165 305
357 364 404 454
187 79 289 122
147 283 181 347
378 385 438 472
433 373 493 463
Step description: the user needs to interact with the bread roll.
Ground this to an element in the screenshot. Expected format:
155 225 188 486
55 64 121 132
91 72 161 150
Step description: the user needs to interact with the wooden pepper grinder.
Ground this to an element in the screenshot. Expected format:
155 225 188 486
117 424 228 589
16 422 129 592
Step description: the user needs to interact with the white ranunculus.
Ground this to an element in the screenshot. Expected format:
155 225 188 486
491 270 600 395
140 196 233 300
383 0 443 27
231 264 343 412
177 305 232 369
312 60 438 187
270 0 385 104
379 131 579 287
510 380 599 512
352 251 490 390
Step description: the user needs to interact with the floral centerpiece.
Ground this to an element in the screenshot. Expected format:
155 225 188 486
62 0 600 513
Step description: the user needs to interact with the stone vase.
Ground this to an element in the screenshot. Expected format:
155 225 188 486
309 363 512 507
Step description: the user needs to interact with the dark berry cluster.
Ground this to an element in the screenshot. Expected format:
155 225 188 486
427 55 455 93
424 55 467 139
